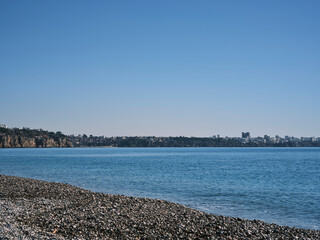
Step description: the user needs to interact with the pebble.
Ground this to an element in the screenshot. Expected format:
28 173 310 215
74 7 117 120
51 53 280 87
0 175 319 239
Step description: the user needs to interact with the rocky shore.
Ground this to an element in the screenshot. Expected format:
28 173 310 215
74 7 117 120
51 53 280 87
0 127 73 148
0 135 72 148
0 175 319 239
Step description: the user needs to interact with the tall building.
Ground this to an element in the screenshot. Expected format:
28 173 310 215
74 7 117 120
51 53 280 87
242 132 250 139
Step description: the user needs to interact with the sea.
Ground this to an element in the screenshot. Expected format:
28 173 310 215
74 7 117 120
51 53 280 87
0 147 319 230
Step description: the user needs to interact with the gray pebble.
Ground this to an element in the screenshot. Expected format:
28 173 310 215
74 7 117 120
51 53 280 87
0 175 319 239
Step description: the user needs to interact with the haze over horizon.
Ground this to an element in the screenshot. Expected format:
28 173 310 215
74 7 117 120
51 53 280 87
1 1 319 138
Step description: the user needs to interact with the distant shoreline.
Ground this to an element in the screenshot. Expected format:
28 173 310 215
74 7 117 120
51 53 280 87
2 145 320 148
1 175 319 239
1 127 320 148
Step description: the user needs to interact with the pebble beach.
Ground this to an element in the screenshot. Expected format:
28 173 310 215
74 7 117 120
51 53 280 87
0 175 319 239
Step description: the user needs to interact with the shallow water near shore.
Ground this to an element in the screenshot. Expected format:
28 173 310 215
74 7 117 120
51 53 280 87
0 147 319 230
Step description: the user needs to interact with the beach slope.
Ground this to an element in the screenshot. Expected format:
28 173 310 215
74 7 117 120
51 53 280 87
0 175 319 239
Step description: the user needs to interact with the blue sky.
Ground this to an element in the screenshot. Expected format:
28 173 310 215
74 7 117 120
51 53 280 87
1 0 319 137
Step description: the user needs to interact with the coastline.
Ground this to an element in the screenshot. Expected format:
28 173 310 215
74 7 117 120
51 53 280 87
0 175 319 239
1 127 320 148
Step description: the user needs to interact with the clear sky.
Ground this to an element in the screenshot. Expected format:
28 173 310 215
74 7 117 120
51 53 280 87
1 0 319 137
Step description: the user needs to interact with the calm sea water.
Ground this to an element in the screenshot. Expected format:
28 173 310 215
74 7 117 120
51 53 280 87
0 147 319 230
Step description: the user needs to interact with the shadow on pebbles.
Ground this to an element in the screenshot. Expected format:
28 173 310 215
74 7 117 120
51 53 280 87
0 175 319 239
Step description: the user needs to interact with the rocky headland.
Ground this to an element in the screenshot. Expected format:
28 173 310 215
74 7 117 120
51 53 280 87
0 175 319 239
0 127 72 148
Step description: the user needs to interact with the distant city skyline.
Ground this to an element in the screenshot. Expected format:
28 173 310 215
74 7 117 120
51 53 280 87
1 124 319 139
1 1 319 137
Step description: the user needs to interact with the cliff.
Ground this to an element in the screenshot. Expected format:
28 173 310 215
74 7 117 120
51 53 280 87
0 127 72 148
